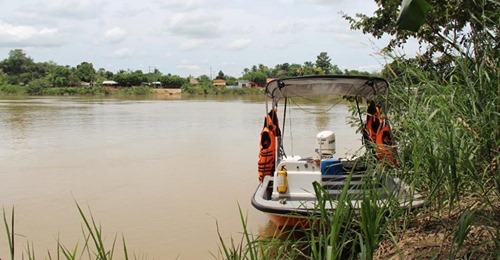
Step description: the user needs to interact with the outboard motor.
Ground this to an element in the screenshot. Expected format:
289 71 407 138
316 130 336 158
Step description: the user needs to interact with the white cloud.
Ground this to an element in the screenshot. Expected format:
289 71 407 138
178 39 207 50
103 27 127 43
225 39 252 51
177 63 201 71
0 21 61 47
0 0 393 77
165 11 223 39
156 0 204 10
272 21 292 34
109 48 134 59
30 0 102 20
270 19 314 34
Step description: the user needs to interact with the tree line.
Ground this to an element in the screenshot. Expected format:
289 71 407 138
0 50 189 89
0 50 379 91
238 52 379 86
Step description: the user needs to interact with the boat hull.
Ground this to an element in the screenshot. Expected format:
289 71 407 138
268 213 311 227
252 173 425 227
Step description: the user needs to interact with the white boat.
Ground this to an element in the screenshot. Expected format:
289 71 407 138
251 75 425 227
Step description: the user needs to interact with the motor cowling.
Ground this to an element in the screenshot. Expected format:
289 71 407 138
316 130 336 158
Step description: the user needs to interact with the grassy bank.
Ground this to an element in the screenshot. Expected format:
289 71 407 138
181 84 264 95
0 84 263 97
216 50 499 258
0 85 157 96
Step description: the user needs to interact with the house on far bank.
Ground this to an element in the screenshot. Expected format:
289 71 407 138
212 79 226 87
102 80 118 87
152 81 162 88
237 80 259 88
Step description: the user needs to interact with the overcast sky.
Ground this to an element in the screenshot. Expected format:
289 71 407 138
0 0 399 77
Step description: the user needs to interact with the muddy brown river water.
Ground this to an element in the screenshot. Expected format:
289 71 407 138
0 95 361 259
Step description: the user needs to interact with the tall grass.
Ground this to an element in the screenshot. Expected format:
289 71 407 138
217 42 498 258
387 48 499 210
216 163 403 260
378 42 499 257
1 203 141 260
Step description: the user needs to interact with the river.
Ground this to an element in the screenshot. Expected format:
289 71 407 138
0 95 361 259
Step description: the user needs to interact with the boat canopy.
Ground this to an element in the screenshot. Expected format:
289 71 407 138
265 75 389 100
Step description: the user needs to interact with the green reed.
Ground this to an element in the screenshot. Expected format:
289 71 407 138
387 45 499 209
1 203 139 260
213 204 305 260
382 41 499 257
217 42 498 258
2 206 15 260
216 160 401 260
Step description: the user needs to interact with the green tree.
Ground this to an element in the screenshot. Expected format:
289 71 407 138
49 65 73 87
242 70 267 87
288 63 303 76
95 68 114 83
160 74 188 88
75 62 96 83
225 75 237 85
0 49 35 84
258 64 271 75
197 75 211 84
342 0 499 72
0 49 33 75
315 52 332 74
215 70 226 80
0 69 6 85
112 70 147 87
272 63 290 78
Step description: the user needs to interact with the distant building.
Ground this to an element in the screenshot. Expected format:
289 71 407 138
152 81 162 88
102 80 118 86
237 80 250 88
212 79 226 87
237 80 258 88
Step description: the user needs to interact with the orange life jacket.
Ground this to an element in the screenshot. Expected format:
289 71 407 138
375 120 399 166
258 109 280 182
363 102 399 166
364 105 381 145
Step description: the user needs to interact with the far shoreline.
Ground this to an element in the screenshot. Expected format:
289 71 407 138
152 88 182 95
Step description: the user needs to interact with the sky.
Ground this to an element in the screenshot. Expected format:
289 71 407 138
0 0 401 78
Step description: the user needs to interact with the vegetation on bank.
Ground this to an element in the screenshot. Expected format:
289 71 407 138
216 0 499 259
0 83 264 96
181 83 264 95
215 47 498 259
0 84 155 96
0 45 376 97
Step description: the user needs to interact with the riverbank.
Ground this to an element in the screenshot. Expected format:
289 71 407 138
153 88 182 96
0 84 263 96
